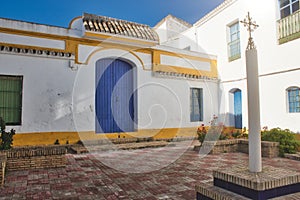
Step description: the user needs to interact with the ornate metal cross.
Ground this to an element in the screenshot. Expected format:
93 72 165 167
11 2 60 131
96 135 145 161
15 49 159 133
240 12 259 50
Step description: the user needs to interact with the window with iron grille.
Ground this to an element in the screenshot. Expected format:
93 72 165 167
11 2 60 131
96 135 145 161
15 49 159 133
287 87 300 113
190 88 203 122
228 22 241 61
279 0 299 19
0 75 23 125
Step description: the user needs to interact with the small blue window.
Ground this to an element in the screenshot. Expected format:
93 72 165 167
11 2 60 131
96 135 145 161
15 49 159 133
190 88 203 122
287 87 300 113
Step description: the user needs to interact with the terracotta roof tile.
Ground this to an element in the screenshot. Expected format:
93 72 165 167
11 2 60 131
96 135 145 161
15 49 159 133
83 13 159 42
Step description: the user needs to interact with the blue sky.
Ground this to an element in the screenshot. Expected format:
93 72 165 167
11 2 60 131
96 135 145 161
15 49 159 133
0 0 223 28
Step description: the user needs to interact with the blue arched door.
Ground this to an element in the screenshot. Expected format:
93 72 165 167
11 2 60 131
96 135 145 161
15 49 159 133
234 89 242 129
95 58 134 133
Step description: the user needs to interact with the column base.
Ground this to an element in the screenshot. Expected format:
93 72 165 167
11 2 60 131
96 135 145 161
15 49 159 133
196 165 300 200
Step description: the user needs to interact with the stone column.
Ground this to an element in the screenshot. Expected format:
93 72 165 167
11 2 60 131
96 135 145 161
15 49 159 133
246 48 262 173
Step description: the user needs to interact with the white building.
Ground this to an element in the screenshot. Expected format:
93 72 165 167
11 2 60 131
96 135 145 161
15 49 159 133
156 0 300 133
0 13 219 145
0 0 299 145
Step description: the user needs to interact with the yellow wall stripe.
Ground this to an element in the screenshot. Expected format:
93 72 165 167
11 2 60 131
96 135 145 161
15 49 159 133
12 128 198 146
153 64 218 78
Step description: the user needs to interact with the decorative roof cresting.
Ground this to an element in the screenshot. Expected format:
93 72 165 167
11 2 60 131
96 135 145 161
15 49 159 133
83 13 159 42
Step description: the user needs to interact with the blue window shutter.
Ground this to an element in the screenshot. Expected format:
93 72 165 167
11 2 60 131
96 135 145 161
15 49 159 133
234 89 242 129
190 88 203 122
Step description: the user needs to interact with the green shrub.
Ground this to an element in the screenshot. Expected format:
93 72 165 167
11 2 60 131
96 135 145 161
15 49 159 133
261 128 299 157
219 133 229 140
232 131 241 138
0 117 16 150
197 124 228 144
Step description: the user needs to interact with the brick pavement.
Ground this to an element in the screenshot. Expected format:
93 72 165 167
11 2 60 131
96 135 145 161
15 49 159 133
0 145 300 200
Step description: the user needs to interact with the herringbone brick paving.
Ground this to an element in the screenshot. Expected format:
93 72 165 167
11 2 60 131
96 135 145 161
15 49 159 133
1 145 300 200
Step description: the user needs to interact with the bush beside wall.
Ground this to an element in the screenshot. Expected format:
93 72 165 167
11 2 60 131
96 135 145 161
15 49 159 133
195 139 279 158
262 128 299 156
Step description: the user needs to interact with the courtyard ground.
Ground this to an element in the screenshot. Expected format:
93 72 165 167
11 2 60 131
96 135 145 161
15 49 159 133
0 144 300 200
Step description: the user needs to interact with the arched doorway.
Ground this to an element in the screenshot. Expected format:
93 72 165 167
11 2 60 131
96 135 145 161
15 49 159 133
95 58 135 133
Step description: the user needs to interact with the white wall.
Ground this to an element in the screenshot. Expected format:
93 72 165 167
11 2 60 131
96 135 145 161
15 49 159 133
154 21 168 43
190 0 300 132
0 18 81 38
0 13 224 134
0 53 77 133
0 33 65 50
136 75 219 129
72 47 219 132
260 71 300 132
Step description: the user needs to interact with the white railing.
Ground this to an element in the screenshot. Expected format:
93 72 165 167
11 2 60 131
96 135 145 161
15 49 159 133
277 10 300 43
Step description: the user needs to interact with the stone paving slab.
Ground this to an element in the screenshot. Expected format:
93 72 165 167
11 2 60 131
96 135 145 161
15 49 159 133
0 145 300 199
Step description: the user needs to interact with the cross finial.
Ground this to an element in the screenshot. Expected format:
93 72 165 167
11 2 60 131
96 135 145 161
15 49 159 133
240 12 259 50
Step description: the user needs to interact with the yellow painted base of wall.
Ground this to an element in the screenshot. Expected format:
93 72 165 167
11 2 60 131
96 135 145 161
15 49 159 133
13 132 81 146
12 128 198 146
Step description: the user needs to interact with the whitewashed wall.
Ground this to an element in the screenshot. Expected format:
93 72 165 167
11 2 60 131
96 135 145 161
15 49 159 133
0 42 219 134
191 0 300 132
73 46 219 132
0 53 77 133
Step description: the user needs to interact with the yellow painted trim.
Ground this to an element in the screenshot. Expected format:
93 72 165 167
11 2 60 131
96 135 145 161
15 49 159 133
68 16 82 29
77 47 148 70
0 27 96 60
0 27 154 60
0 27 217 76
150 49 218 78
74 43 80 63
152 50 161 66
65 40 77 54
12 128 198 146
210 59 218 78
64 40 155 65
85 31 158 46
153 64 218 78
0 27 72 42
154 49 214 62
13 132 80 146
135 48 152 54
84 32 111 40
0 27 157 53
